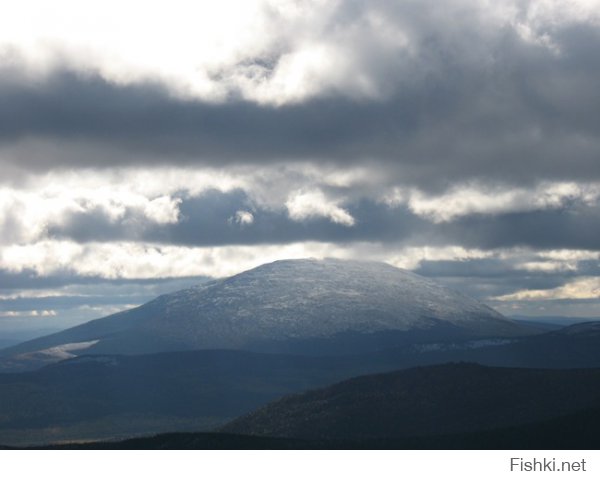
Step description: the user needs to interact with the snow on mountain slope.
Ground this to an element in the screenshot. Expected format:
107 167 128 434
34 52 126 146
143 258 516 341
0 259 524 367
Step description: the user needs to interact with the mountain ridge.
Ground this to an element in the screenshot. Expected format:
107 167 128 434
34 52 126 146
0 321 599 445
0 258 525 371
222 362 600 440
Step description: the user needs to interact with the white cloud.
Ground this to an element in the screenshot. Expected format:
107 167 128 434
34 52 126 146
512 249 599 273
0 239 499 280
286 190 355 226
542 249 600 261
229 210 255 226
0 240 368 279
495 277 600 301
0 0 269 99
0 165 374 245
399 182 600 222
0 182 182 245
2 235 600 310
0 166 264 245
143 196 181 224
385 246 493 270
515 261 578 273
0 309 57 317
2 0 598 104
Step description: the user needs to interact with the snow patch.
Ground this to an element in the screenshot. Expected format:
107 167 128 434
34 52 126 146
18 340 100 361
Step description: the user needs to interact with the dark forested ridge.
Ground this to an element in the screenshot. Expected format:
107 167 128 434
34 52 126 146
222 363 600 441
1 322 600 445
6 364 600 450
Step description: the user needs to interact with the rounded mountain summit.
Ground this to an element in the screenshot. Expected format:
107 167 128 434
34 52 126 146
1 259 526 362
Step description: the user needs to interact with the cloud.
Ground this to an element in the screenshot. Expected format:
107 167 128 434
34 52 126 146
2 175 600 254
286 190 355 226
495 277 600 301
413 254 589 300
1 0 600 320
404 182 600 222
1 236 599 320
0 180 182 245
2 0 598 104
229 210 255 227
0 271 214 332
0 309 56 318
0 236 506 281
441 204 600 250
0 2 599 190
0 239 352 279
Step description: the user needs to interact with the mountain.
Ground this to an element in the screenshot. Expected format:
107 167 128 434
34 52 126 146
222 363 600 441
0 259 525 371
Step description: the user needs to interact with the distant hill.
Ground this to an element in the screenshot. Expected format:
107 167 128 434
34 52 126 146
0 339 19 349
512 315 600 326
28 406 600 449
0 329 61 351
1 321 600 445
0 321 599 445
370 321 600 370
222 363 600 441
512 319 563 332
0 349 372 447
0 259 526 372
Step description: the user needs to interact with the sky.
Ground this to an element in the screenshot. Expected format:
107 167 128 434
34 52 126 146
1 0 600 334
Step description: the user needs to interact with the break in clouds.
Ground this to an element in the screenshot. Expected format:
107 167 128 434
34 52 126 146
1 0 600 331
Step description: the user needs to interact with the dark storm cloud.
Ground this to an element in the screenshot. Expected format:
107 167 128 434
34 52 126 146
0 69 396 165
1 18 600 188
442 205 600 251
0 269 212 331
0 268 104 290
0 295 144 312
3 0 600 322
414 258 583 299
577 260 600 276
48 189 429 246
45 188 600 253
33 189 600 313
0 268 210 291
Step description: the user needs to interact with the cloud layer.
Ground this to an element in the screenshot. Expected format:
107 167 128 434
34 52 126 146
0 1 599 188
1 0 600 329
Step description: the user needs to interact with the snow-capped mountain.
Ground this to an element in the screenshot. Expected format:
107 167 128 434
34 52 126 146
0 259 525 369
